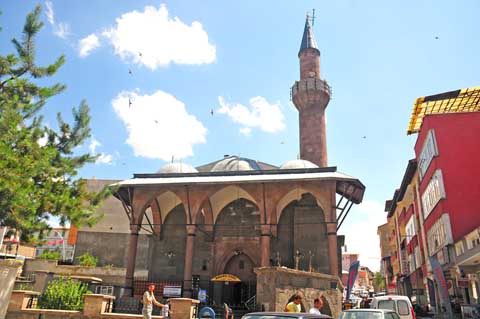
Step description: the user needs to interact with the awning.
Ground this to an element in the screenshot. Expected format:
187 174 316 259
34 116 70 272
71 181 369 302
211 274 241 282
407 86 480 135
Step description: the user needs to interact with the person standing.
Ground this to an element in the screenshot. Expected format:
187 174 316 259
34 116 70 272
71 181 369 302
284 294 302 313
309 298 323 315
142 284 165 319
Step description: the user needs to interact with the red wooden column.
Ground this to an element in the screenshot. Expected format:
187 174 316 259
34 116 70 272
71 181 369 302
183 225 196 297
260 225 271 267
124 225 140 296
328 188 339 277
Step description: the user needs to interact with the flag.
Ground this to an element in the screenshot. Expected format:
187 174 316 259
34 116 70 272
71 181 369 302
346 260 360 301
429 256 452 316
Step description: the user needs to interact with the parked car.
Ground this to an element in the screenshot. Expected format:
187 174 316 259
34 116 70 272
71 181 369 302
370 295 415 319
241 312 332 319
340 309 401 319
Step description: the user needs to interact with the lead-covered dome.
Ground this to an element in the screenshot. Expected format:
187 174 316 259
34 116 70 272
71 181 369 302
158 162 198 174
211 156 262 172
280 159 318 169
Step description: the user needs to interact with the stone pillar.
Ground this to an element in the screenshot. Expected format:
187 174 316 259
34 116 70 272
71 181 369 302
124 227 139 296
183 225 196 298
170 298 200 319
260 225 271 267
327 223 339 277
83 294 116 316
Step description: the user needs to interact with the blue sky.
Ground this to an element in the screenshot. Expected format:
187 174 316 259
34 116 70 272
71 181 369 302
1 1 479 270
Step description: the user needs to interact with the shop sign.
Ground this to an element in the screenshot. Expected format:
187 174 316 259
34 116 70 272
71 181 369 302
457 278 469 288
163 286 182 297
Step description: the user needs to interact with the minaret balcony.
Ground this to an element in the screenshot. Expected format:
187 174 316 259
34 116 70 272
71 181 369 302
291 78 332 110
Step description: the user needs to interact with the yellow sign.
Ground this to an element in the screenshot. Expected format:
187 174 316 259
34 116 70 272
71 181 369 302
210 274 241 282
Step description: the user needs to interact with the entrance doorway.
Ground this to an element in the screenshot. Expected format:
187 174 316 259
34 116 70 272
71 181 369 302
214 253 256 309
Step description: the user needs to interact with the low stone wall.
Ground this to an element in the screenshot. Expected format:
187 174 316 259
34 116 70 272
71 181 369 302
23 259 148 287
6 291 198 319
255 266 343 319
1 260 23 319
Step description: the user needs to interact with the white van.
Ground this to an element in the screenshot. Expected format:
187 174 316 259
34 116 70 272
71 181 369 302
370 295 415 319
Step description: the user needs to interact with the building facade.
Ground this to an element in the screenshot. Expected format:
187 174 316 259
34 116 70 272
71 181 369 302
73 16 365 315
380 87 480 310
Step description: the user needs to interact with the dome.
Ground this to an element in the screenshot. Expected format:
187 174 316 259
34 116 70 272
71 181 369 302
280 159 318 169
157 162 198 174
211 156 262 172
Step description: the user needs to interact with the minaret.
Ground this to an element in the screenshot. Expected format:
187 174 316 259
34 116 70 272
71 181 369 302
291 15 331 167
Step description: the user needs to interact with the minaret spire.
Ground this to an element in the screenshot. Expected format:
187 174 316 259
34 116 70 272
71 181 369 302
299 13 319 57
291 13 331 167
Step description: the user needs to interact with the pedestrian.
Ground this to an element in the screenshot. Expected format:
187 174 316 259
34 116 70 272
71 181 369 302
284 294 302 313
161 299 171 318
309 298 323 315
142 284 165 319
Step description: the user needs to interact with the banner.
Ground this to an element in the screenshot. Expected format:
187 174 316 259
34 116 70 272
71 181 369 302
346 260 360 300
429 256 452 317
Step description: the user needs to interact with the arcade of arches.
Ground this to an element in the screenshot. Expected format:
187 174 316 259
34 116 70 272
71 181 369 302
114 174 364 309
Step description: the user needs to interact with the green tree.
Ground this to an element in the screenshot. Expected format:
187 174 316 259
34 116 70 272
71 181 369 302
38 277 91 310
76 252 98 267
373 271 386 292
39 250 62 260
0 5 111 241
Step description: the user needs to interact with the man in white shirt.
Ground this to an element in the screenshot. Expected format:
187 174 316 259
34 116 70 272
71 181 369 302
309 298 323 315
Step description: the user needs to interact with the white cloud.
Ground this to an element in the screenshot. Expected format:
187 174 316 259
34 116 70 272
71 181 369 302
101 4 216 69
339 200 386 272
45 1 54 25
239 127 252 136
38 134 48 147
89 138 101 154
53 22 71 39
96 153 113 165
78 34 101 57
218 96 286 134
112 90 207 160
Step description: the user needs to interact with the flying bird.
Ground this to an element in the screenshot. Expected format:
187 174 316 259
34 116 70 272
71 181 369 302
128 69 132 75
128 99 132 108
154 120 158 124
435 36 439 40
210 109 214 116
280 141 285 144
362 136 367 139
139 52 143 57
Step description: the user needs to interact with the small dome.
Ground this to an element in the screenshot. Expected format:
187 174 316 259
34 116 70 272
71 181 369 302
158 162 198 174
211 156 261 172
280 159 318 169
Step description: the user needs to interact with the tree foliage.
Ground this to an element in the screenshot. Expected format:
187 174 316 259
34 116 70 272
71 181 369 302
0 5 111 241
39 250 62 260
76 252 98 267
38 277 91 310
373 271 386 292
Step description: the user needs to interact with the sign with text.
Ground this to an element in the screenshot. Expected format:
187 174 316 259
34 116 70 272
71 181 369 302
163 286 182 297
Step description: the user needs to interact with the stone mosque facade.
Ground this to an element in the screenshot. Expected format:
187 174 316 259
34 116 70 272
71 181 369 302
74 16 365 316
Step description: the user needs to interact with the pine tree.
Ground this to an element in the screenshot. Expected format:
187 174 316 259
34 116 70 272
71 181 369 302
0 5 111 241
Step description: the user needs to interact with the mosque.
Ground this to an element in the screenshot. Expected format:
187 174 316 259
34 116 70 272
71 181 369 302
74 16 365 315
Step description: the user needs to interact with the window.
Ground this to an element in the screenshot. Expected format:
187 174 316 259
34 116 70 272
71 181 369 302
421 170 446 218
378 300 396 312
397 300 410 315
405 216 416 244
414 246 422 268
95 285 114 295
465 229 480 250
418 129 438 180
427 214 453 255
201 259 208 271
239 260 245 270
455 241 465 256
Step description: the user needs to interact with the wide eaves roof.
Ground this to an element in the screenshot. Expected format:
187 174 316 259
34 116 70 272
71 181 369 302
113 167 365 204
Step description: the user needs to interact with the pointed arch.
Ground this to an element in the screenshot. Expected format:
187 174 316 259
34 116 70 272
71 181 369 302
209 185 259 223
276 188 325 224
